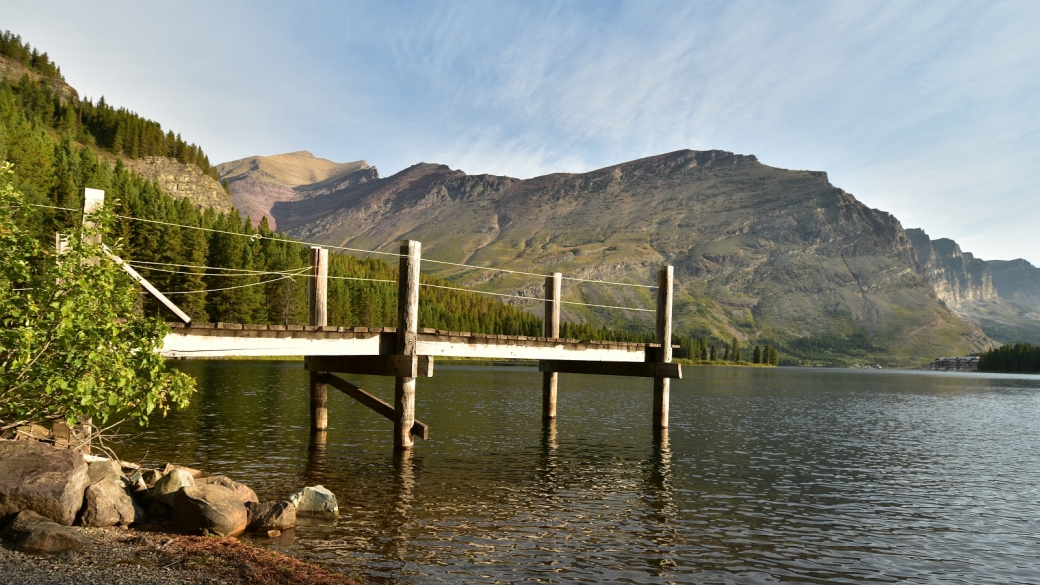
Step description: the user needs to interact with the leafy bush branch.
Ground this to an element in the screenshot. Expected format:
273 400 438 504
0 161 195 432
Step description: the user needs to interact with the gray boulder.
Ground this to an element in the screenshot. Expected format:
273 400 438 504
288 485 338 517
151 468 194 506
0 440 88 525
171 484 248 537
80 478 135 527
86 459 125 484
0 510 91 555
196 476 258 504
245 500 296 532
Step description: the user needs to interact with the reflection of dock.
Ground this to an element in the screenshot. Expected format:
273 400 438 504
925 356 979 372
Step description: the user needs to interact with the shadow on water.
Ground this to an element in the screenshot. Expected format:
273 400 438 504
118 362 1040 584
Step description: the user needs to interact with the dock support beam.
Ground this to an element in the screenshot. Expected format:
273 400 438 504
653 266 673 429
308 246 329 432
394 240 421 451
541 272 562 419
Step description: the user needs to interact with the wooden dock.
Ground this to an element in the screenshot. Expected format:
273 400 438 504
83 188 681 453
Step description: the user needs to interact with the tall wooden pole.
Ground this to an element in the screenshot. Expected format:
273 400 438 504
394 240 421 451
541 272 562 419
653 266 673 429
74 188 105 453
308 246 329 432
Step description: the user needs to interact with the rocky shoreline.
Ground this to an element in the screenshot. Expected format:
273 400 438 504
0 438 359 584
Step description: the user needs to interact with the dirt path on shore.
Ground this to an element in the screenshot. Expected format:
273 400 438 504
0 525 361 585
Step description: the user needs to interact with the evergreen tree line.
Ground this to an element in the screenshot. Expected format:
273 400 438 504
978 342 1040 373
0 32 61 79
0 35 221 183
674 334 780 365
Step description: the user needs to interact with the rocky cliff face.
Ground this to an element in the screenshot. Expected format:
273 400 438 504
905 228 997 308
988 259 1040 309
215 151 371 229
224 148 989 364
0 55 77 104
902 231 1040 345
123 157 234 214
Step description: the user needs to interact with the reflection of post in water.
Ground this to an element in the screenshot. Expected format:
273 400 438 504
640 428 680 573
539 419 560 492
306 430 327 483
381 451 416 561
643 427 678 534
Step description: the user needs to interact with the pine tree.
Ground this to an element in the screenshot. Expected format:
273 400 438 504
753 345 762 364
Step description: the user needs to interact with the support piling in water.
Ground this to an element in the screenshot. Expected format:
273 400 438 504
308 246 329 432
394 240 421 451
653 265 674 429
541 272 562 420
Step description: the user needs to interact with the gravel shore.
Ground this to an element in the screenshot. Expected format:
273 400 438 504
0 525 360 585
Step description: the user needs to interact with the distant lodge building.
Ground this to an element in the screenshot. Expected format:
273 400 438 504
925 356 979 372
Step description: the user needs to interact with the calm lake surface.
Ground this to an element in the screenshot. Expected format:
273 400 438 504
119 363 1040 584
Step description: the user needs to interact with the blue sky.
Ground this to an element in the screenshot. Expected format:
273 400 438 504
4 1 1039 262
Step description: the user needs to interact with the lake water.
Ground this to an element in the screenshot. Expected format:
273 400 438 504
119 363 1040 584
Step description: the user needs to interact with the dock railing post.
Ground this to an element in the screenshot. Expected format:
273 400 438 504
541 272 562 419
72 188 105 453
308 246 329 432
394 240 421 451
653 265 673 429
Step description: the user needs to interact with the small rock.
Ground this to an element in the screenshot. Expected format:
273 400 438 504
172 484 248 537
152 468 195 506
196 476 258 504
54 549 80 563
267 529 282 538
288 485 338 518
0 510 92 555
245 500 297 532
81 478 136 527
140 468 163 488
161 463 206 479
0 440 89 525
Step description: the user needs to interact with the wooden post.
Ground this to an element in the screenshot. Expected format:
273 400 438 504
542 272 562 419
394 240 421 451
653 266 673 429
308 246 329 432
71 189 105 453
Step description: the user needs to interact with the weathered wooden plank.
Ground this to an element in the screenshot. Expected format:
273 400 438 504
103 247 192 324
161 330 382 357
320 374 428 439
415 338 645 362
539 360 681 379
304 354 434 378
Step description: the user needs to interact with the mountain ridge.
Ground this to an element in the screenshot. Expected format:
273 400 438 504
221 148 992 365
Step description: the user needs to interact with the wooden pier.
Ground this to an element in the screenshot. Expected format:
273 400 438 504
86 189 681 452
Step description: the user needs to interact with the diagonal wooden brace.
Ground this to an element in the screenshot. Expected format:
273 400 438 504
320 373 428 439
